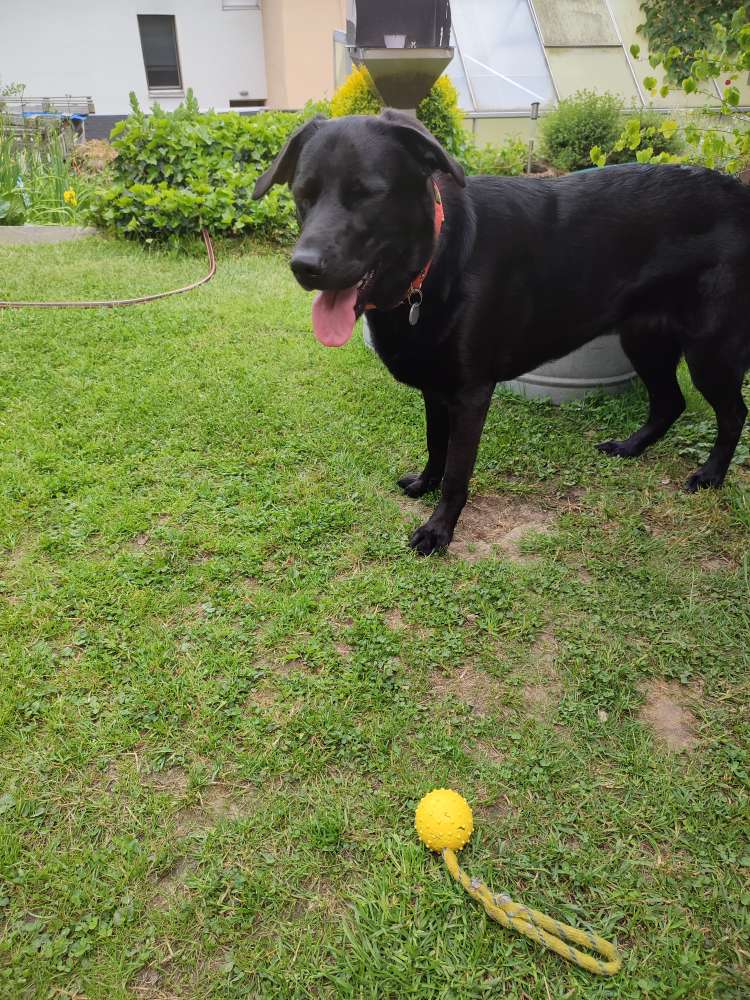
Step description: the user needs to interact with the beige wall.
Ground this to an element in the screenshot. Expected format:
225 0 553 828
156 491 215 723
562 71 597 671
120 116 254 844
263 0 346 108
466 116 532 144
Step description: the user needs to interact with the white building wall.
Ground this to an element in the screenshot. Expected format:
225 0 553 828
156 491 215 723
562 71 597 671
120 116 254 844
0 1 267 115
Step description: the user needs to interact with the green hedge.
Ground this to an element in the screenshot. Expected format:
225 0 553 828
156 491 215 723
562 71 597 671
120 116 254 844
91 87 526 242
90 91 325 242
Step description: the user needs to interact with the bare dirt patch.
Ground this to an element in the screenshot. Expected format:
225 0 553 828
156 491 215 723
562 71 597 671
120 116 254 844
477 793 516 823
151 858 193 911
174 783 255 836
335 642 352 658
395 495 430 520
130 964 164 994
699 556 736 572
245 679 301 725
448 496 555 563
385 608 404 630
472 739 505 764
638 680 699 751
522 682 562 718
245 683 278 711
430 662 508 718
147 767 190 796
293 878 348 920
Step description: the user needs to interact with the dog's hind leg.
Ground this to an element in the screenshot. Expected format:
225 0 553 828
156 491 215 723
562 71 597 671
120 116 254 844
597 329 685 459
398 391 450 498
682 346 747 491
409 385 494 555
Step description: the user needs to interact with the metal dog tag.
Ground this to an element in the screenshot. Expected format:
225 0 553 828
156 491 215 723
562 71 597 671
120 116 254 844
408 290 422 326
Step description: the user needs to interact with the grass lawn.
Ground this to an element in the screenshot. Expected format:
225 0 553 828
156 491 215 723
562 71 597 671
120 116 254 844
0 235 748 1000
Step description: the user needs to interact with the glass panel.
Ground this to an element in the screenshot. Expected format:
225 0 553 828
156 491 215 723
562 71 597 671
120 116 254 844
138 15 182 90
532 0 619 47
449 0 555 112
546 46 639 101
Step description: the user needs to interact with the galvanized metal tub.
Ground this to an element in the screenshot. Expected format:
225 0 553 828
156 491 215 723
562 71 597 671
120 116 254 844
500 334 636 404
364 321 635 404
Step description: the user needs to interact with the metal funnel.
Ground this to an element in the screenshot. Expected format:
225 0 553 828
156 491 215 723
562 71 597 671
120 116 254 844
350 46 453 110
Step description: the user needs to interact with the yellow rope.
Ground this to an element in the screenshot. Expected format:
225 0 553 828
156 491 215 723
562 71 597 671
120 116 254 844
442 848 622 977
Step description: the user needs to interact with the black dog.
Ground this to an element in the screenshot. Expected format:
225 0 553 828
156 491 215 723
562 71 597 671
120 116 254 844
253 110 750 555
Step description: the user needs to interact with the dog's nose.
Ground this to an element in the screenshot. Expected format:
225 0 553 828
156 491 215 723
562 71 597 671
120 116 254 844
290 249 326 284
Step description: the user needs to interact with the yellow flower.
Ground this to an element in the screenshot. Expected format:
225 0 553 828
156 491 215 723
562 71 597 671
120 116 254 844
63 189 78 207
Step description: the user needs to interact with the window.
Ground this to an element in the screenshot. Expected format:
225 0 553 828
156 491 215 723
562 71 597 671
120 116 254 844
448 0 555 112
138 15 182 91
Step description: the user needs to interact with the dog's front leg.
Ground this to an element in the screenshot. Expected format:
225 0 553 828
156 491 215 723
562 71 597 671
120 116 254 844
398 391 450 497
409 386 494 556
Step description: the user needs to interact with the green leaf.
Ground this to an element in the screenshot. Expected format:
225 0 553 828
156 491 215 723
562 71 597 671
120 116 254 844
682 77 697 94
630 43 641 58
724 85 740 107
660 85 670 98
660 119 678 139
636 147 654 163
643 76 658 92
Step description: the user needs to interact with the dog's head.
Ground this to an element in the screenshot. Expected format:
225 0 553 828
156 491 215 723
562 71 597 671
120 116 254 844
252 110 464 346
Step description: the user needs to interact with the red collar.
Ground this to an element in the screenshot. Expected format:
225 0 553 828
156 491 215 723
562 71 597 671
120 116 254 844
365 178 444 312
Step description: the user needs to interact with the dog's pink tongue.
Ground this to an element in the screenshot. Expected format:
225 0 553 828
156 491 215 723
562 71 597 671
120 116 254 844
312 286 358 347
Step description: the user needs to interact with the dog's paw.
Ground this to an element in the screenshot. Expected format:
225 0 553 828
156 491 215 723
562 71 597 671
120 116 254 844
409 521 452 556
596 439 639 459
685 467 724 492
397 472 439 498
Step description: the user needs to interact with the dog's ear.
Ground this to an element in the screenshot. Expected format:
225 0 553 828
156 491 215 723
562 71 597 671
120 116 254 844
380 110 465 188
252 116 326 200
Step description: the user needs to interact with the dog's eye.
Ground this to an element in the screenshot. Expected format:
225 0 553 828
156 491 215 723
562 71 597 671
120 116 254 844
340 183 377 210
295 183 319 210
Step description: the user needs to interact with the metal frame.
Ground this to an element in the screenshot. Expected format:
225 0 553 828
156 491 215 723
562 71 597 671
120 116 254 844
526 0 560 103
448 19 479 112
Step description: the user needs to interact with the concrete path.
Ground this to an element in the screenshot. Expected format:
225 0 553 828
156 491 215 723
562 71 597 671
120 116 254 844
0 225 97 246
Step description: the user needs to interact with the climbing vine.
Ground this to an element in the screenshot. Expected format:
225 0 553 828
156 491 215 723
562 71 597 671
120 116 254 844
637 0 744 79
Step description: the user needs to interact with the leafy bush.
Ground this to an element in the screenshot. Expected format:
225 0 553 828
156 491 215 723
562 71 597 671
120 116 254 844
415 75 468 158
607 108 685 163
540 90 623 172
330 66 382 118
461 138 527 176
90 91 328 241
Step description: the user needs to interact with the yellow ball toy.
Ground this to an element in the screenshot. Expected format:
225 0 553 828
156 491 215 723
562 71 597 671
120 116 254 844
413 787 622 978
415 787 474 851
